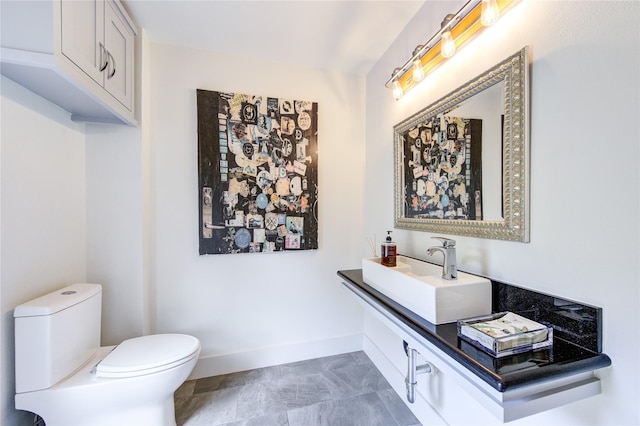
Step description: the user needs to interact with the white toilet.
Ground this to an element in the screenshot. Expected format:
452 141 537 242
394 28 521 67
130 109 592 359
14 283 201 426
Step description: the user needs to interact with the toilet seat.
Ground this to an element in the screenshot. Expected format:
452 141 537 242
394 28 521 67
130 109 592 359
96 334 200 379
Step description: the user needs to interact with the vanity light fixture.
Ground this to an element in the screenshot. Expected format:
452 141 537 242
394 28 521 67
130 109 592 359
481 0 501 26
412 46 425 82
440 14 457 59
392 68 404 100
385 0 519 100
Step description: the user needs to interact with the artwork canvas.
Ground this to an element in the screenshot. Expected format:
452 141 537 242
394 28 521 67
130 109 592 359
401 114 483 220
197 89 318 255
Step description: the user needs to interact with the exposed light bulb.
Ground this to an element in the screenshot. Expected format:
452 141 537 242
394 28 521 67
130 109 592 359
412 58 425 82
441 30 456 59
392 79 403 100
481 0 500 26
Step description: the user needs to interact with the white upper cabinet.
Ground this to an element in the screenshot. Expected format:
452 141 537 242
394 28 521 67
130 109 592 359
102 0 134 109
60 0 105 86
1 0 137 125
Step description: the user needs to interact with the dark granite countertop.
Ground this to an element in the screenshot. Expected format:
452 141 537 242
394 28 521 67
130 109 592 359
338 269 611 393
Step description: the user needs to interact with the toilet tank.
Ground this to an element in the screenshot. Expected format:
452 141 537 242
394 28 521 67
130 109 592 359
14 283 102 393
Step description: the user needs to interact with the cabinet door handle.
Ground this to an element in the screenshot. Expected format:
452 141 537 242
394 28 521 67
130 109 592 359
107 51 116 79
99 43 109 72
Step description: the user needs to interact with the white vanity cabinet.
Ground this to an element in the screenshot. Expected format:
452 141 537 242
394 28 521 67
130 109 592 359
1 0 137 125
339 270 611 424
363 311 498 425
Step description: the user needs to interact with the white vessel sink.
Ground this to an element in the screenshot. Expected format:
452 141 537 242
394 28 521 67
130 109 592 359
361 256 492 324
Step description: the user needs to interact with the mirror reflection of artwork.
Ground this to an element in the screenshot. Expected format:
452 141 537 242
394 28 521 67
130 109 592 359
402 115 482 220
197 89 318 255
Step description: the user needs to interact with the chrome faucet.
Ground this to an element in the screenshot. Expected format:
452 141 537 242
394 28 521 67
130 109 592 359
427 237 457 280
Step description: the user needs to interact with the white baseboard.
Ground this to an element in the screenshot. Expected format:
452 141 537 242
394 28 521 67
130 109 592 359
189 334 363 379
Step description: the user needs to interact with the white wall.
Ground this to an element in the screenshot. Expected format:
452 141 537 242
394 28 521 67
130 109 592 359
0 77 87 425
85 123 146 346
365 1 639 424
84 29 153 346
149 43 366 377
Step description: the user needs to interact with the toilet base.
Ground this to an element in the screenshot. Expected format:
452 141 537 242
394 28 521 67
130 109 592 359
17 397 177 426
16 346 197 426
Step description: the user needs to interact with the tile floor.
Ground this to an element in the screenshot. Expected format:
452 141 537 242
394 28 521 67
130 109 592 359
174 351 422 426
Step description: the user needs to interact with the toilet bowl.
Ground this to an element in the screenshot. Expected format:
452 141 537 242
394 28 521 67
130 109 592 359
14 284 201 426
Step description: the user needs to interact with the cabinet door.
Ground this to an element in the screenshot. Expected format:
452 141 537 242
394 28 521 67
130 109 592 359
103 0 134 111
60 0 105 85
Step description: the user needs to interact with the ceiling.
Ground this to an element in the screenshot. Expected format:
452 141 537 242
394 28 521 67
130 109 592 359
123 0 426 75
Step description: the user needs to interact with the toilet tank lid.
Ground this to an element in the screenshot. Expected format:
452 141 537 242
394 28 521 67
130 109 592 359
14 283 102 317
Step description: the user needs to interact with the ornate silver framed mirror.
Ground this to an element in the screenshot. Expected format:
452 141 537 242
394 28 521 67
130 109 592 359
394 46 530 242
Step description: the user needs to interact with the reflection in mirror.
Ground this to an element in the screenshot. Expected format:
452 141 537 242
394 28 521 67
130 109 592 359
394 47 529 242
450 82 504 221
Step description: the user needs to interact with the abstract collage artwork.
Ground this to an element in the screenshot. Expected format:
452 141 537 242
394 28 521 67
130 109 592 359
197 90 319 255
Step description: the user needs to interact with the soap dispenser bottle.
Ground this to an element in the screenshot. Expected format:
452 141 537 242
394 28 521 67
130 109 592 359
381 231 397 267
